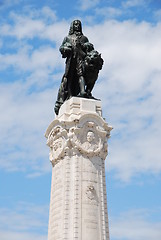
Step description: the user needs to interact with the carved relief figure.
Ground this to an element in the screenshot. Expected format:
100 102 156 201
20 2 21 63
86 185 95 200
83 131 98 151
86 185 98 204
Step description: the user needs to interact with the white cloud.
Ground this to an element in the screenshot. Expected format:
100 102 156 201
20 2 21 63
154 9 161 21
0 8 65 43
0 232 46 240
0 0 21 9
95 7 123 19
0 9 67 175
110 208 161 240
1 14 45 40
78 0 100 11
39 6 57 22
0 202 48 240
122 0 146 8
0 81 57 174
0 39 3 48
85 20 161 181
0 45 61 73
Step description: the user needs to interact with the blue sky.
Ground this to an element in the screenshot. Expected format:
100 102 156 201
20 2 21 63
0 0 161 239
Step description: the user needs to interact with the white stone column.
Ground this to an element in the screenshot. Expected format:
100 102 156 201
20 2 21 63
45 97 112 240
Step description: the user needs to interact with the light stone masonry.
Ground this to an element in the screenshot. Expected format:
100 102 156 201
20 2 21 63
45 97 112 240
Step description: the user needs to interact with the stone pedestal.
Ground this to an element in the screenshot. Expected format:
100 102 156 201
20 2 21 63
45 97 112 240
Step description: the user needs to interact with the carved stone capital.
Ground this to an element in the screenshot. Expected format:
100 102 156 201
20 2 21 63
45 98 113 165
46 120 112 165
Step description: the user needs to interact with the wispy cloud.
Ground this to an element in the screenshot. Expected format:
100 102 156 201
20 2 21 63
0 39 3 48
95 7 123 19
122 0 146 8
154 9 161 21
0 231 46 240
0 7 66 42
0 0 21 9
94 0 149 21
110 208 161 239
78 0 100 11
0 8 67 176
0 82 56 174
0 202 48 240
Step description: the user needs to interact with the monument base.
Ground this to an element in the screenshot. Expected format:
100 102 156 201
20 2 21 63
45 97 112 240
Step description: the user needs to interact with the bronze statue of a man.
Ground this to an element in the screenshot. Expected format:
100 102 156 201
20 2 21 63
54 20 103 115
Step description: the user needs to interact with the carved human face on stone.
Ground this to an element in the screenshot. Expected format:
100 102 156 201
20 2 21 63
87 131 95 143
73 20 81 32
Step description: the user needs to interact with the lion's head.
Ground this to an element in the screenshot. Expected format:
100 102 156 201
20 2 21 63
84 50 104 71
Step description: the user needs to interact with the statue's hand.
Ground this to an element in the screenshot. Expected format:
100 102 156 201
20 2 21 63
62 46 72 58
60 42 72 58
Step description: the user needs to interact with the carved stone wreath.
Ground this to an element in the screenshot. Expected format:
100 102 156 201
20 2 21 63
69 121 108 159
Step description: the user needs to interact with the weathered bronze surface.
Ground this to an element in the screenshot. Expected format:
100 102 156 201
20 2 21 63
54 20 103 115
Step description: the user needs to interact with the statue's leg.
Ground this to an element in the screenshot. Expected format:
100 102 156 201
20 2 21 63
67 77 72 99
86 81 95 96
54 76 68 115
76 59 87 97
78 76 87 97
86 80 100 100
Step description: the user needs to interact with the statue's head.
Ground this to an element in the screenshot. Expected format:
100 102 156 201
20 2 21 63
69 20 83 35
84 50 104 71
